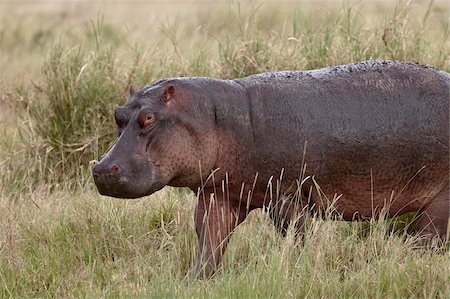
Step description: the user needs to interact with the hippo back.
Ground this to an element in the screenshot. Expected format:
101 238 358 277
228 61 450 217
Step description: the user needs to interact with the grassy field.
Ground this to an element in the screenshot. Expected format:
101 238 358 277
1 0 449 297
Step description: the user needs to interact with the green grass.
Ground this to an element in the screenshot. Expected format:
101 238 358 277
1 188 448 298
0 0 449 297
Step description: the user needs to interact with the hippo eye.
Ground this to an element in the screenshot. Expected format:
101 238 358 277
139 112 156 129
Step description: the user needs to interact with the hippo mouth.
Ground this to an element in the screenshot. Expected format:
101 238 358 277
94 178 165 199
92 155 164 199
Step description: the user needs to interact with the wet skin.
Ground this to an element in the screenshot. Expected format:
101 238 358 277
93 60 450 278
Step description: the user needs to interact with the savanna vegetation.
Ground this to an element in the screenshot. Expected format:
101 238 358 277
0 1 449 297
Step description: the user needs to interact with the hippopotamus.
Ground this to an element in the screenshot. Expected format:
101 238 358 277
93 60 450 278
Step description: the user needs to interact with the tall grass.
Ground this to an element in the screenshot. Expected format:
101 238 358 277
0 189 448 298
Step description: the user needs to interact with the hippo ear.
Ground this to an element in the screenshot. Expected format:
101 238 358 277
163 85 175 103
129 85 137 97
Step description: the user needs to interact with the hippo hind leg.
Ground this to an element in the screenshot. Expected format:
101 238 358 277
415 186 449 245
269 195 311 241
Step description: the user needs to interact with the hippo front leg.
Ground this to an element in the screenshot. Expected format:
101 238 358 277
189 188 247 279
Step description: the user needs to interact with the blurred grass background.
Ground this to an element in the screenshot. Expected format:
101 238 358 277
0 0 449 297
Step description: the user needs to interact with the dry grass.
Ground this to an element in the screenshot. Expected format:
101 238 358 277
1 187 448 297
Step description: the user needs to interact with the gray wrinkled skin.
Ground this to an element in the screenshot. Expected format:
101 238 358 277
93 60 450 278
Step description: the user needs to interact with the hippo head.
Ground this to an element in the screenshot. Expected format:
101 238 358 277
93 80 216 199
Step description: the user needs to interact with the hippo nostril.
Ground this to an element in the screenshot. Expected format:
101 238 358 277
110 164 120 176
93 164 101 176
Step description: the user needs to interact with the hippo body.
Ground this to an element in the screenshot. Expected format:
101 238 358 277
93 60 450 278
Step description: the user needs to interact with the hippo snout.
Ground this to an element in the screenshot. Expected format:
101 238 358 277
92 160 129 197
93 161 122 178
92 154 159 199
